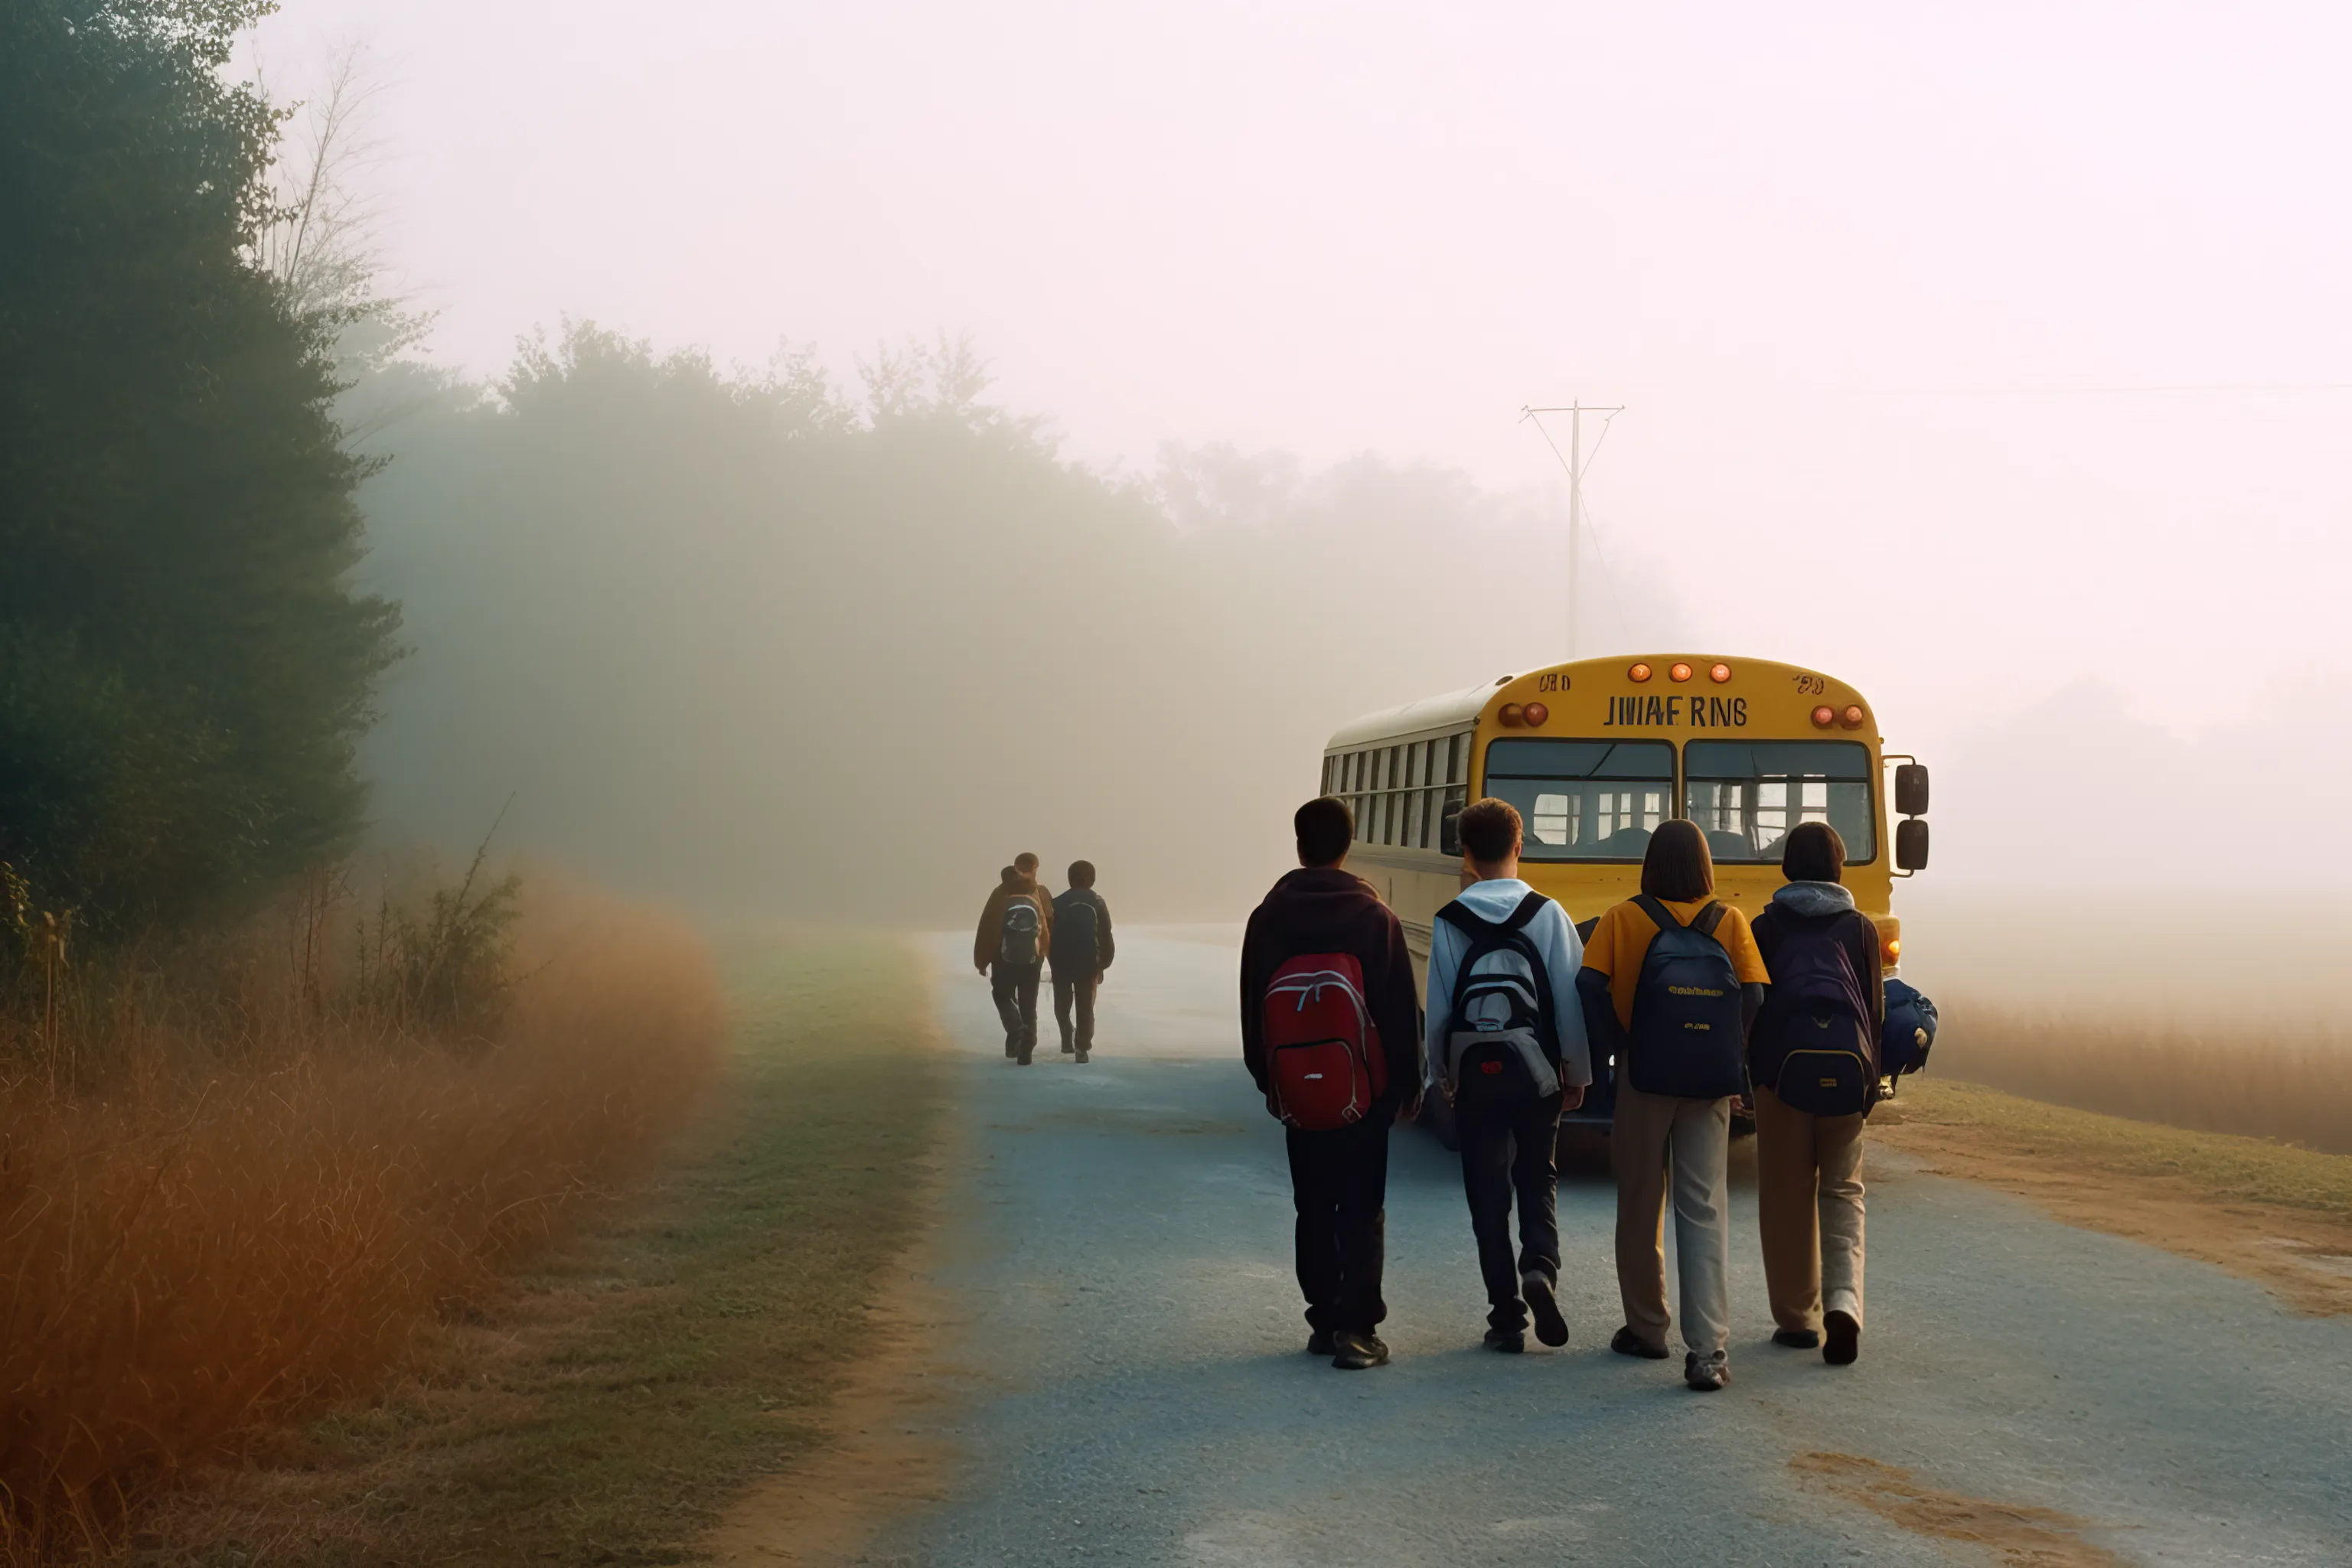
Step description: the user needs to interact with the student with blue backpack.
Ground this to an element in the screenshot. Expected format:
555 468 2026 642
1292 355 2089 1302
1577 819 1769 1391
1424 798 1592 1353
1748 821 1884 1367
975 854 1053 1065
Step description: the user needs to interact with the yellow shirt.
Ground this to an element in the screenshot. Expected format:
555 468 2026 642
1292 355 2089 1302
1581 897 1770 1031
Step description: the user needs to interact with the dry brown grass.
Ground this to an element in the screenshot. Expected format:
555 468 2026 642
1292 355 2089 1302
0 879 723 1560
1929 998 2352 1154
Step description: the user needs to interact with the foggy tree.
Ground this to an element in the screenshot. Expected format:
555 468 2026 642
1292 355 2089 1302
0 0 400 933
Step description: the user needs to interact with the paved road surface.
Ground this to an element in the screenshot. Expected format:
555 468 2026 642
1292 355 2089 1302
870 929 2352 1566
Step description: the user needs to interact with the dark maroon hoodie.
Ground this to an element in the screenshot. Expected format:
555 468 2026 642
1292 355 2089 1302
1239 866 1423 1123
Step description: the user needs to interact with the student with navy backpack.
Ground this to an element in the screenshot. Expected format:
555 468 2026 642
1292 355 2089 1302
974 854 1053 1064
1240 797 1423 1371
1424 799 1592 1353
1748 821 1884 1367
1577 819 1769 1391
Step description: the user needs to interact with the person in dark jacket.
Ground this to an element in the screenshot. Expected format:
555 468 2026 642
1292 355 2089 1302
1748 821 1884 1367
1051 860 1115 1061
1240 797 1422 1371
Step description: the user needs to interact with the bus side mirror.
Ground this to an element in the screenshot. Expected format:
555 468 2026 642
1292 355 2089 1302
1894 763 1930 817
1896 817 1930 872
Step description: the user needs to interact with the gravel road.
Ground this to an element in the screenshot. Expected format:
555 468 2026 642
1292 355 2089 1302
865 928 2352 1566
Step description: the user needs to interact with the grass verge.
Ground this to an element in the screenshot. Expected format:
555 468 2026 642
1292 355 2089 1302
122 934 949 1566
1878 1077 2352 1313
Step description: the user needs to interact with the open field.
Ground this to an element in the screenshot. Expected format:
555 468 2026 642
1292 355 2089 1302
116 934 949 1566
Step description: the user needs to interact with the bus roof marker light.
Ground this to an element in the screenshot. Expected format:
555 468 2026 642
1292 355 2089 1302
1669 663 1694 683
1498 703 1526 727
1840 705 1867 729
1812 706 1836 729
1709 663 1732 683
1521 702 1548 727
1627 663 1652 683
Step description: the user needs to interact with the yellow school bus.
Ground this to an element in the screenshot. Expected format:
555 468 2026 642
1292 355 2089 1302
1323 654 1929 1131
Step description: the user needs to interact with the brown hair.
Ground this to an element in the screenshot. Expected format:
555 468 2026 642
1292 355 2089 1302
1457 798 1523 865
1067 859 1096 888
1014 852 1039 874
1780 821 1846 884
1294 796 1354 868
1640 818 1714 901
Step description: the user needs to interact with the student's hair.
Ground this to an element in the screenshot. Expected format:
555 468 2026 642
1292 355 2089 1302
1068 859 1096 888
1294 796 1354 867
1000 865 1018 882
1014 851 1039 873
1457 798 1523 865
1780 821 1847 884
1640 818 1715 901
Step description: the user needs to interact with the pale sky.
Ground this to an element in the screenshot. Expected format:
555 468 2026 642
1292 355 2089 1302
253 1 2352 759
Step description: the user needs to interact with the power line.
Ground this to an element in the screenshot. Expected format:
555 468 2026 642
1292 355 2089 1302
1521 403 1623 660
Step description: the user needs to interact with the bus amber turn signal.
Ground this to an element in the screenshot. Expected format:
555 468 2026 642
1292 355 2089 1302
1669 662 1694 683
1521 702 1548 727
1812 705 1836 728
1628 662 1652 682
1709 663 1732 683
1841 705 1866 729
1498 703 1525 726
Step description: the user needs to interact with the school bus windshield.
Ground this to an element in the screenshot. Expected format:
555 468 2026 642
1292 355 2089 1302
1482 738 1673 862
1683 739 1875 864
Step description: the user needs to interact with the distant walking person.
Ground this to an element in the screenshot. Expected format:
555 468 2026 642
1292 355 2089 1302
1748 821 1884 1367
1052 861 1115 1061
1577 819 1768 1391
976 853 1053 1065
1241 797 1421 1371
1425 799 1591 1353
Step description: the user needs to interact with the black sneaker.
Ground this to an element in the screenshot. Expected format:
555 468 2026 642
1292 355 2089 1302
1610 1326 1669 1361
1522 1272 1569 1348
1824 1309 1860 1366
1060 1038 1076 1055
1307 1329 1338 1357
1773 1328 1822 1350
1483 1325 1526 1353
1075 1049 1091 1064
1016 1050 1033 1066
1332 1331 1390 1370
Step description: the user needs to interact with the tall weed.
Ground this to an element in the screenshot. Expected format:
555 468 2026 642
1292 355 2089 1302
0 872 722 1558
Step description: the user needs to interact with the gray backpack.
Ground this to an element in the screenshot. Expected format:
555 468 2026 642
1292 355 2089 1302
998 898 1041 967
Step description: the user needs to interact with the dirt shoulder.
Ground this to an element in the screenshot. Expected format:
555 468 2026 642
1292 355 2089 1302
1877 1078 2352 1316
123 935 954 1567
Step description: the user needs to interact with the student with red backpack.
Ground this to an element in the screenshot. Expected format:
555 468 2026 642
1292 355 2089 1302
975 853 1053 1065
1748 821 1884 1367
1424 799 1591 1353
1577 819 1768 1391
1240 797 1422 1371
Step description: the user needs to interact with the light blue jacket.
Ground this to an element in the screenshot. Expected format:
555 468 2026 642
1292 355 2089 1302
1424 877 1594 1092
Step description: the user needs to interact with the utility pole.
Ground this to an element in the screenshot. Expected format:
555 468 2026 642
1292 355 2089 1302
1521 403 1623 660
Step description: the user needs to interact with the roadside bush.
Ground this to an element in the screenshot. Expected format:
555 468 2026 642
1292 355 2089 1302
0 872 722 1559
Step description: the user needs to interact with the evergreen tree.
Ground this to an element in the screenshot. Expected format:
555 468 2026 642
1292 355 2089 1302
0 0 400 932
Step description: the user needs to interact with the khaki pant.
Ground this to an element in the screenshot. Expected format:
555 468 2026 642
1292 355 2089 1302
1611 1081 1731 1358
1753 1084 1865 1333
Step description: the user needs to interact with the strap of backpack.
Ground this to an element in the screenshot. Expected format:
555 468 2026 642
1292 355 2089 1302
1633 895 1678 935
1691 900 1728 938
1434 900 1492 938
1502 890 1551 932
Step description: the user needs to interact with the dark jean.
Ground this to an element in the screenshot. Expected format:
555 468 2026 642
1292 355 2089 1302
1284 1117 1391 1337
1051 968 1097 1051
990 960 1042 1056
1457 1090 1565 1331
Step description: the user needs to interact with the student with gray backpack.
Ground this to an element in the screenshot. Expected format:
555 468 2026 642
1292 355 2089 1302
1576 819 1769 1391
1748 821 1884 1367
1424 799 1591 1353
974 854 1053 1064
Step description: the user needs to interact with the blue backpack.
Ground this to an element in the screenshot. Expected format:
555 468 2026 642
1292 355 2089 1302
1881 978 1939 1077
1626 896 1747 1100
1760 914 1877 1117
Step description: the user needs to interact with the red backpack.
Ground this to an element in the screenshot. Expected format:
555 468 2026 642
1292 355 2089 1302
1262 954 1386 1130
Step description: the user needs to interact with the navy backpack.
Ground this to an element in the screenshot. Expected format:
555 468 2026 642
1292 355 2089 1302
1626 896 1747 1100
